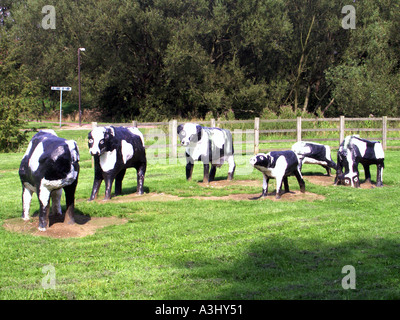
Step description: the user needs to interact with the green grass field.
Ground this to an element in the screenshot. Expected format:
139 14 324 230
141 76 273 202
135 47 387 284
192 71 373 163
1 127 400 300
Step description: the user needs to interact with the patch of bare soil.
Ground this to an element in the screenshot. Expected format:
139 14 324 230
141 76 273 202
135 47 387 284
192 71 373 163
191 190 325 202
109 189 324 203
304 174 380 189
2 214 127 239
197 179 260 188
109 192 183 203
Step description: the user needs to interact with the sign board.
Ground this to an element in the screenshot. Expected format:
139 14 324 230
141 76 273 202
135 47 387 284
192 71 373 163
51 87 72 91
51 86 72 128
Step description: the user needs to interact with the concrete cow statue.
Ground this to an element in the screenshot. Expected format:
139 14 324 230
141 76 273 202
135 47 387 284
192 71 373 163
177 123 236 183
334 135 384 188
292 141 337 176
19 130 80 231
88 126 146 200
250 151 305 199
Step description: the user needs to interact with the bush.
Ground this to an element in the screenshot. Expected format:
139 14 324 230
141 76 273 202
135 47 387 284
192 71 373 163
0 100 27 152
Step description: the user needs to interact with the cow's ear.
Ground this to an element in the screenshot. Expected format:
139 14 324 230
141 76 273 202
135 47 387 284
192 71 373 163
104 127 115 139
196 125 202 141
177 124 184 135
266 155 272 166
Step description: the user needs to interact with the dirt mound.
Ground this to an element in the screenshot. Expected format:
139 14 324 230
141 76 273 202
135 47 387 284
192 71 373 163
108 192 182 203
2 214 127 239
304 174 379 189
110 190 324 203
198 179 260 188
191 190 325 202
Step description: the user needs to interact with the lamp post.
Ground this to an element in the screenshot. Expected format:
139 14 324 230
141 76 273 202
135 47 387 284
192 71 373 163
78 47 85 126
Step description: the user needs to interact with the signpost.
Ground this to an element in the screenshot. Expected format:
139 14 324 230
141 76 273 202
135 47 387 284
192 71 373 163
51 86 72 128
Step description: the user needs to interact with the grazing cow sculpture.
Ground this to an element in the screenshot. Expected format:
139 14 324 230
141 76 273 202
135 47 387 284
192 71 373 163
292 141 337 176
19 130 80 231
334 135 384 188
250 151 305 199
88 126 147 200
177 123 236 183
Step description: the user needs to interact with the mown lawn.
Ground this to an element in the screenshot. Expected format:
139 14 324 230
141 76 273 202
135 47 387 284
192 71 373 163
1 128 400 300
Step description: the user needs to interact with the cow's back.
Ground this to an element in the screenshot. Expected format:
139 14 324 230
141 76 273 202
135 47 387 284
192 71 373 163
113 126 146 166
350 137 384 161
19 131 79 186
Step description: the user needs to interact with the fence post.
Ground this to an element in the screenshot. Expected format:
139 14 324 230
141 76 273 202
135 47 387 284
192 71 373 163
339 115 345 144
91 122 97 168
132 120 138 127
254 117 260 154
296 117 302 142
382 116 387 150
170 119 178 160
211 118 216 127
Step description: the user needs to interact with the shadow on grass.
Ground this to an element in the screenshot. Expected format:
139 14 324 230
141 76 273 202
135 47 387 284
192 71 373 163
169 236 400 300
32 207 91 227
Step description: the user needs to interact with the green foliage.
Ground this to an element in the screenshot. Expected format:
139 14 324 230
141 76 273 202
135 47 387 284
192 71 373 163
1 0 400 122
0 28 30 152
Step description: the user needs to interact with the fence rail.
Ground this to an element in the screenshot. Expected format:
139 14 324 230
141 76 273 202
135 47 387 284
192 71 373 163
92 116 400 159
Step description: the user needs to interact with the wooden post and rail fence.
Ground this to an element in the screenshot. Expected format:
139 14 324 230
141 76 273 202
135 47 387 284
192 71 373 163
91 116 400 160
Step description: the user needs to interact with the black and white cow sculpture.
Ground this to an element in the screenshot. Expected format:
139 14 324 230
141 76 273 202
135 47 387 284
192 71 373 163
88 126 147 200
19 130 80 231
334 135 384 188
292 141 337 176
177 123 236 183
250 151 305 199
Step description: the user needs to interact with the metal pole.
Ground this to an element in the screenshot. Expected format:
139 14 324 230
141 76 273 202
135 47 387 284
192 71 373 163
78 48 81 126
59 89 63 128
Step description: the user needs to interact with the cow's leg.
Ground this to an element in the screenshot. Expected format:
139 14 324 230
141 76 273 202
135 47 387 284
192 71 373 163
104 175 114 201
89 156 103 201
294 169 306 193
376 164 384 187
38 186 51 231
115 169 126 196
262 175 269 197
51 189 63 216
275 175 283 199
89 178 103 201
209 165 217 182
254 174 269 199
185 155 194 181
283 176 290 193
21 186 33 221
298 158 304 173
203 163 210 183
227 155 236 180
334 164 342 185
136 162 146 195
363 163 371 184
323 165 331 176
63 181 77 225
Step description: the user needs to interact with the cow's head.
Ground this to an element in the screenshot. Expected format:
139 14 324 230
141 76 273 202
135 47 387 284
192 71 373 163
177 123 202 147
88 126 115 156
336 149 360 187
250 153 271 168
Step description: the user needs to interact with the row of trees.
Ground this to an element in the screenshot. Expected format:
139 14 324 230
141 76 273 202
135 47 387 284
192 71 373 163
1 0 400 124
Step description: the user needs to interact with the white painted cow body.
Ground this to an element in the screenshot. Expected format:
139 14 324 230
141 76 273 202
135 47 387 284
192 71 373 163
250 151 305 199
334 135 384 187
88 126 146 200
19 130 80 231
177 123 236 182
292 141 337 175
